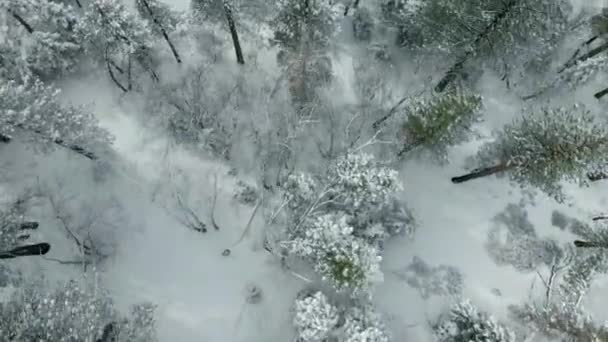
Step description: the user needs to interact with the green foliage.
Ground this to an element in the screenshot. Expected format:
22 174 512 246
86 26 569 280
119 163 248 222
475 105 608 202
399 92 482 162
324 253 366 290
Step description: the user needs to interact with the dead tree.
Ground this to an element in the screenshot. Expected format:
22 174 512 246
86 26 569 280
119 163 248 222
435 0 518 93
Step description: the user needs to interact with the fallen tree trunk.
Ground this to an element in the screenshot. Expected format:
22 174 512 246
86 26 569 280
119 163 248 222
574 240 608 248
0 133 98 160
594 86 608 99
0 243 50 259
451 163 512 184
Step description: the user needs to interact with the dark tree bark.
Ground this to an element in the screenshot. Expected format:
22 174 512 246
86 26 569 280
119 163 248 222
435 0 518 93
20 221 39 230
559 39 608 74
1 129 98 160
574 240 608 248
8 9 34 34
588 170 608 181
0 243 50 259
344 0 360 16
96 322 118 342
139 0 182 64
74 0 82 8
594 86 608 99
451 163 511 183
223 2 244 65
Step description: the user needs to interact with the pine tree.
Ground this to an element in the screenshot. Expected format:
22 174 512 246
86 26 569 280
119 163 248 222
78 0 157 91
271 0 342 109
452 105 608 202
342 304 390 342
190 0 244 64
381 0 571 91
1 0 82 79
396 92 483 163
135 0 182 63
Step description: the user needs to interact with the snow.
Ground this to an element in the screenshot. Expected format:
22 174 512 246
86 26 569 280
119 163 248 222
7 0 608 341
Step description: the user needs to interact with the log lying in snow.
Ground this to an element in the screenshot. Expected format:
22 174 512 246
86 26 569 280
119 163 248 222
0 243 51 259
0 133 98 160
451 163 511 184
574 240 608 248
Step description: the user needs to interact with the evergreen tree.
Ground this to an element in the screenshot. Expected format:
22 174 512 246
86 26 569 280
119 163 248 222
293 290 340 341
135 0 182 63
1 0 82 79
271 0 342 109
381 0 572 91
190 0 244 64
452 105 608 202
396 92 483 163
78 0 157 91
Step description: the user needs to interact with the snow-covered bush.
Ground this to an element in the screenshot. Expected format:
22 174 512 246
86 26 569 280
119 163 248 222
0 280 158 341
293 290 340 341
434 300 516 342
291 290 390 342
342 305 390 342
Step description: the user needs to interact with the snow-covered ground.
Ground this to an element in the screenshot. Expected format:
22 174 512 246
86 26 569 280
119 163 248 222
6 0 608 340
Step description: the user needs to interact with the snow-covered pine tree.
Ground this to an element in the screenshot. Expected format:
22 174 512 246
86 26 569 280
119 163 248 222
190 0 244 64
452 105 608 202
135 0 182 63
0 76 113 159
78 0 157 92
434 299 516 342
281 153 414 295
381 0 572 92
396 92 483 163
271 0 342 110
1 0 82 79
0 280 158 341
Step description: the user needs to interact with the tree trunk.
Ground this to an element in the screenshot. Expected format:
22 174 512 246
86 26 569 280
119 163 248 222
574 240 608 248
559 40 608 74
344 0 360 16
594 86 608 99
0 243 50 259
434 0 518 93
96 322 118 342
588 170 608 181
140 0 182 64
223 2 244 65
20 221 39 230
451 163 511 184
8 10 34 34
1 129 98 160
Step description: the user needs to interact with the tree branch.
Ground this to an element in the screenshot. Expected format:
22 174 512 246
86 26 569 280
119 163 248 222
451 163 512 183
8 9 34 34
140 0 182 64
